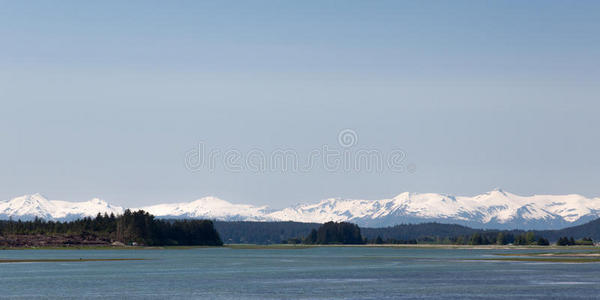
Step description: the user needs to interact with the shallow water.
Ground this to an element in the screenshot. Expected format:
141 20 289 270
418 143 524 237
1 247 599 299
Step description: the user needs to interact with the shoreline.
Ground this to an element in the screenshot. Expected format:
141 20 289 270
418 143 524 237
1 243 597 250
0 258 148 263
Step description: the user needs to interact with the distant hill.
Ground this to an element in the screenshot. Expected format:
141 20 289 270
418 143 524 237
213 218 600 244
212 221 495 244
361 223 481 241
213 221 319 244
535 218 600 241
363 219 600 243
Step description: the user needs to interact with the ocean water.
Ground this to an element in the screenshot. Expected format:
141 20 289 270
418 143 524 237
1 247 599 299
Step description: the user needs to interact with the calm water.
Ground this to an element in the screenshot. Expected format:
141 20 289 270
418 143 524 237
1 247 599 299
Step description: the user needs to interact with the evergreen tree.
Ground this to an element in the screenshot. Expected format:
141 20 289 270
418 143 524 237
470 233 483 245
557 237 569 246
525 231 536 245
0 210 223 246
309 222 364 244
536 237 549 246
496 232 507 245
303 229 317 244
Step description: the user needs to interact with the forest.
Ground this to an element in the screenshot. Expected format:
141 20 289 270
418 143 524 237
1 213 598 247
213 221 319 244
301 221 364 244
0 210 223 246
214 220 597 245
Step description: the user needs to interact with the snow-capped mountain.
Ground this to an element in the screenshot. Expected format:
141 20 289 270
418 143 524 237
0 193 124 221
269 189 600 229
137 197 272 221
2 190 600 229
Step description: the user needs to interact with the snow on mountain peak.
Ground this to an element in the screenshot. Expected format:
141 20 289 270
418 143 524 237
2 191 600 229
89 198 107 205
138 196 272 221
266 191 600 229
0 194 123 221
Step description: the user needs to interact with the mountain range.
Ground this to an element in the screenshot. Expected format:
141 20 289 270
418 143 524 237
2 189 599 229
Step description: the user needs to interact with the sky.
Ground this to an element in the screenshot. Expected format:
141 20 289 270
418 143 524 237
1 1 599 208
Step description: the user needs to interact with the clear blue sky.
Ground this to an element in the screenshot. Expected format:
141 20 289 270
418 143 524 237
1 1 599 207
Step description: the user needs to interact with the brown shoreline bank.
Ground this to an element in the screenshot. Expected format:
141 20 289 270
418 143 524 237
0 234 111 248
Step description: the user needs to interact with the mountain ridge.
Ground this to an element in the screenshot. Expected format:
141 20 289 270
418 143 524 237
1 190 599 229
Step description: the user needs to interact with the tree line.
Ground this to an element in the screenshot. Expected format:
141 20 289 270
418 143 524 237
300 221 364 244
213 221 319 244
0 210 223 246
556 237 593 246
271 221 595 246
365 232 596 246
3 214 597 246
